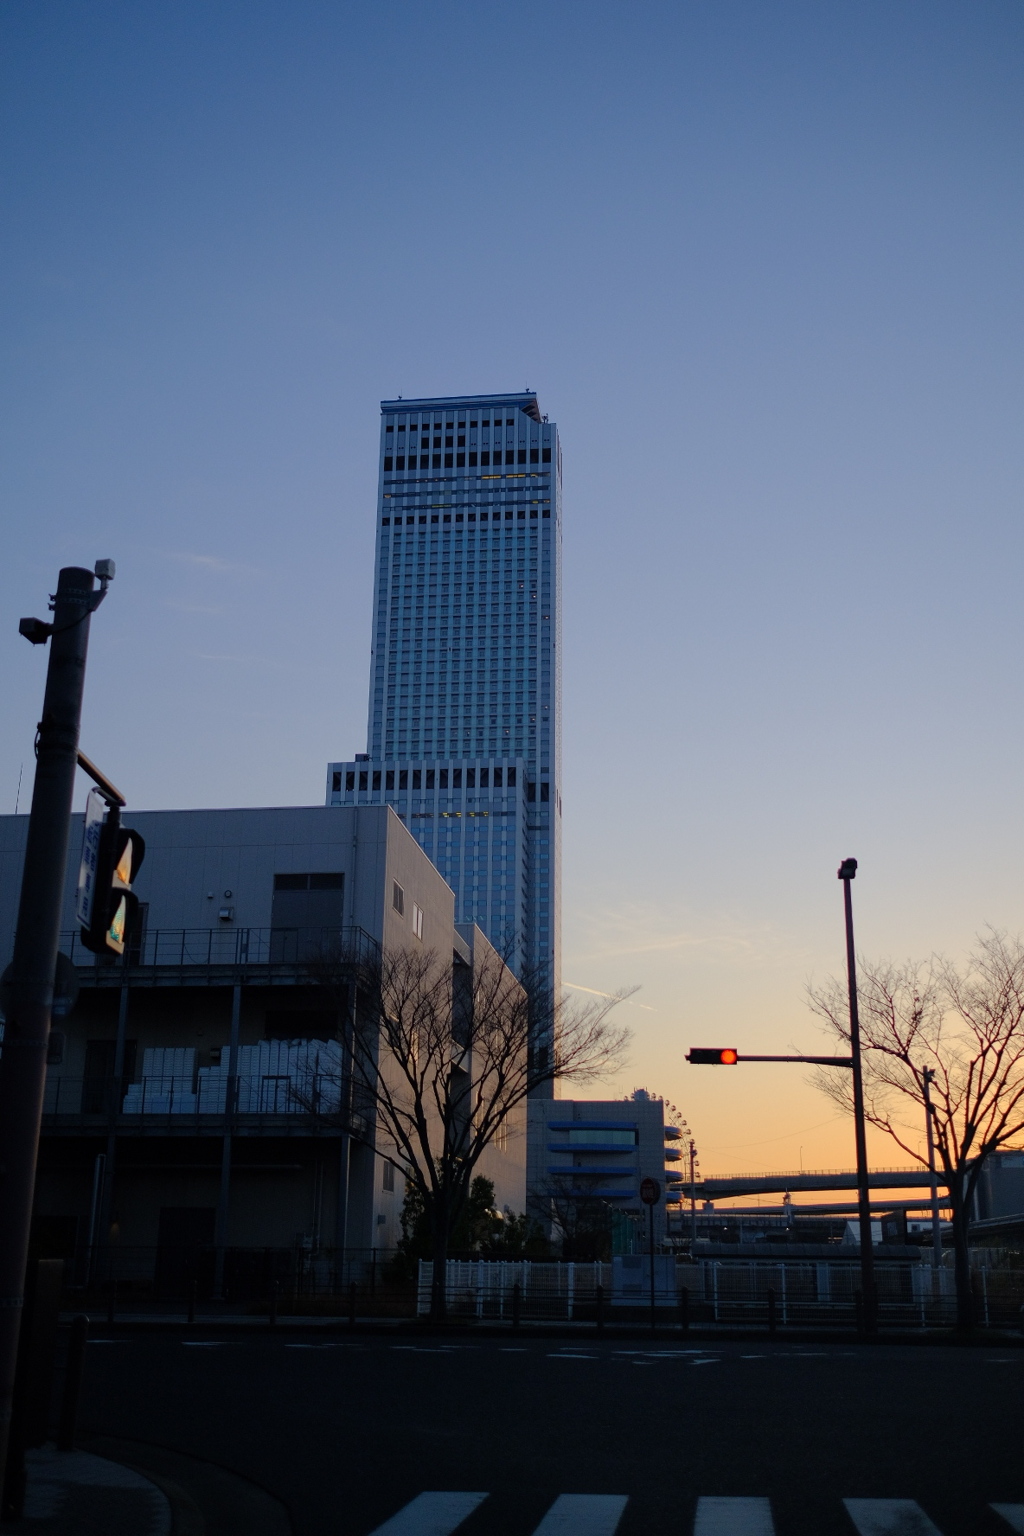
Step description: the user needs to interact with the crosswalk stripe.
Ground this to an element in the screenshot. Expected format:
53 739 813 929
992 1508 1024 1533
367 1493 489 1536
694 1497 774 1535
530 1494 629 1536
842 1499 941 1534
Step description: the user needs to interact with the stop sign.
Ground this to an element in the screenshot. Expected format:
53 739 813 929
639 1177 660 1205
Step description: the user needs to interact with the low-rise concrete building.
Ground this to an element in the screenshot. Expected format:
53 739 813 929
0 804 526 1295
527 1088 679 1250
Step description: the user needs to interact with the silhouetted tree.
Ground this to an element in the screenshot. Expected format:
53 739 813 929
305 936 629 1319
809 929 1024 1329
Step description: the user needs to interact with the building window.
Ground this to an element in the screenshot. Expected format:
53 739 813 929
412 902 424 939
346 771 355 791
382 1161 395 1192
393 880 405 915
332 771 341 792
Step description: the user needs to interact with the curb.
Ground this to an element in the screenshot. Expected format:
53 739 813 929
83 1439 292 1536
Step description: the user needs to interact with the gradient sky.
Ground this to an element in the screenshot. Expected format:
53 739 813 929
3 2 1023 1183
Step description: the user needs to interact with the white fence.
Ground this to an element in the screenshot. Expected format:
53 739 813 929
417 1260 611 1319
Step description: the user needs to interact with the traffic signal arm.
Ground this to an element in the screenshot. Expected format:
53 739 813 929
686 1049 853 1068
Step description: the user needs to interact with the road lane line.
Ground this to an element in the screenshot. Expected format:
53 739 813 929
694 1497 774 1535
367 1493 488 1536
843 1499 942 1534
992 1507 1024 1533
530 1494 629 1536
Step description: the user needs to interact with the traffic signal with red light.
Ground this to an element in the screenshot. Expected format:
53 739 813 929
79 807 145 956
687 1047 739 1065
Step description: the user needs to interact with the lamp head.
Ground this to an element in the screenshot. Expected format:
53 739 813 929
837 858 858 881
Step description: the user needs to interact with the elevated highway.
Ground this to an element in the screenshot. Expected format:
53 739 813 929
691 1167 944 1200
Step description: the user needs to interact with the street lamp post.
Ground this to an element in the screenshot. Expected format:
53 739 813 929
838 858 876 1332
921 1067 944 1272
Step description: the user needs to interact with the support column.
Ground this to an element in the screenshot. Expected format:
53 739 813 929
334 987 355 1278
97 973 130 1277
213 982 241 1299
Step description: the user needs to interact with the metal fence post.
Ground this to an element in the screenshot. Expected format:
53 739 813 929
56 1316 89 1452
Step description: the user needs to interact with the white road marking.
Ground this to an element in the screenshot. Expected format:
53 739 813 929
992 1507 1024 1533
694 1496 774 1535
530 1494 629 1536
367 1492 488 1536
181 1341 226 1347
843 1498 942 1534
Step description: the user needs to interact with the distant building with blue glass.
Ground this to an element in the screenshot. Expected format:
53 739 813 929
327 392 561 1087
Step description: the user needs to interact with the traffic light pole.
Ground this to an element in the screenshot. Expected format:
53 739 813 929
839 860 876 1333
0 566 108 1502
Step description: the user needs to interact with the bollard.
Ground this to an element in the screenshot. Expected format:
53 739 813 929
187 1280 197 1326
595 1284 604 1337
512 1281 522 1331
767 1287 777 1336
57 1316 89 1452
679 1286 689 1336
348 1282 357 1329
269 1281 278 1328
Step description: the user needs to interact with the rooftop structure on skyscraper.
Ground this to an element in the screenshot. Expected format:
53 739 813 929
327 392 560 1090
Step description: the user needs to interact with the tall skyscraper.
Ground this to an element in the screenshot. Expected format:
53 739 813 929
327 392 561 1079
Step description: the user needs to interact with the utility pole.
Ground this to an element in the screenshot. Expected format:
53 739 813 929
0 563 112 1499
689 1139 698 1247
838 858 876 1333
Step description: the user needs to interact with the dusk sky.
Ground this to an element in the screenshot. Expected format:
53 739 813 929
3 2 1023 1179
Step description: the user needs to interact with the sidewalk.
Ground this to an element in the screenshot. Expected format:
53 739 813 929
1 1446 178 1535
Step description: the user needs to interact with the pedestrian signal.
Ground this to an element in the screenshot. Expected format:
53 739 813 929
79 807 145 956
686 1047 739 1065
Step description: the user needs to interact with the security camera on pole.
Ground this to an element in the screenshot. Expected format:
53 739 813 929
0 563 116 1510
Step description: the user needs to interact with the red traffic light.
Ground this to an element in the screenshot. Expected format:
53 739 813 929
687 1047 739 1065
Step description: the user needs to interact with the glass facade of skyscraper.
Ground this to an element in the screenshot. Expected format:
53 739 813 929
327 392 561 1075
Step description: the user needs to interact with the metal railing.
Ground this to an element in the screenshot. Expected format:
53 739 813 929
42 1073 347 1124
415 1257 1024 1330
56 925 380 972
63 1245 410 1313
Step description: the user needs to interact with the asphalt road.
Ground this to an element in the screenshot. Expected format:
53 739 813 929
78 1331 1024 1536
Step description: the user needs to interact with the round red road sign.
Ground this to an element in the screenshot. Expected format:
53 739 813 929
639 1177 661 1205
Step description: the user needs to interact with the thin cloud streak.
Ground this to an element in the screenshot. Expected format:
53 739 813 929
162 551 260 577
564 981 656 1012
568 902 812 970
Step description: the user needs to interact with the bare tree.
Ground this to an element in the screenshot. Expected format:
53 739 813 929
305 934 631 1319
808 929 1024 1328
530 1173 617 1261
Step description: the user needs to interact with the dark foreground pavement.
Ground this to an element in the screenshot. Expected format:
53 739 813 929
64 1331 1024 1535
